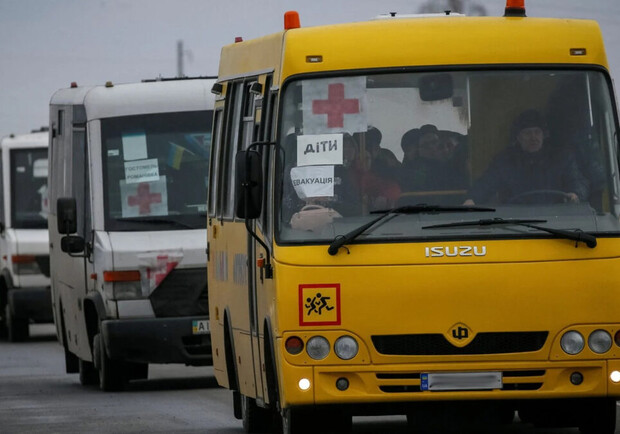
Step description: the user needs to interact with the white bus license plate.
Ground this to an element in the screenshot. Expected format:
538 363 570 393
192 320 210 335
420 372 502 391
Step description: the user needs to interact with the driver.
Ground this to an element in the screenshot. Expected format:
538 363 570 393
464 109 588 205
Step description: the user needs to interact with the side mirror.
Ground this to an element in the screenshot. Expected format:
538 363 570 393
61 235 85 254
419 73 454 101
235 150 263 219
57 197 77 234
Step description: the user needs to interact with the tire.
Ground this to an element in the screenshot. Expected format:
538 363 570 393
242 394 272 433
94 333 126 391
280 407 315 434
579 398 617 434
78 358 99 385
127 362 148 381
6 303 28 342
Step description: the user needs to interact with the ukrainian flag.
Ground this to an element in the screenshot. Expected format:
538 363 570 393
168 142 185 169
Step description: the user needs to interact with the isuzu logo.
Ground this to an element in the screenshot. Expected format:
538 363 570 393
425 246 487 257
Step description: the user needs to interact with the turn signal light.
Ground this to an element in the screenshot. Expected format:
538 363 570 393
103 270 140 282
11 255 36 263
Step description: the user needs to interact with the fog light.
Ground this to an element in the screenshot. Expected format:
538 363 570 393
299 378 311 390
570 372 583 385
611 371 620 383
336 377 349 391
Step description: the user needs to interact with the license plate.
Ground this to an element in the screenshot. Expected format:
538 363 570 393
192 320 210 335
420 372 502 391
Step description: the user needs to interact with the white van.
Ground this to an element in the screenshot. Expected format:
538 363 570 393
0 128 52 342
48 78 214 390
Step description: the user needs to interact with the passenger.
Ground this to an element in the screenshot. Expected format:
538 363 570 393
356 125 402 181
399 124 467 191
464 109 588 205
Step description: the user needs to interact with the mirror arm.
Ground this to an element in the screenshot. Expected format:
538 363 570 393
244 141 275 279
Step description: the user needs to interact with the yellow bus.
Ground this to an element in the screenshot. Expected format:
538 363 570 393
207 2 620 432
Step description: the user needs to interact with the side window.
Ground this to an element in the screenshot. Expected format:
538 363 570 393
208 109 223 218
58 110 64 137
71 127 89 238
221 81 243 219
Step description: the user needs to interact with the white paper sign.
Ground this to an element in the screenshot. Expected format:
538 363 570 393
290 165 335 199
120 176 168 217
33 159 48 178
302 76 368 134
122 132 148 161
124 158 159 184
296 134 343 167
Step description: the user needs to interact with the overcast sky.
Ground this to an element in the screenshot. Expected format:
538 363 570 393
1 0 619 139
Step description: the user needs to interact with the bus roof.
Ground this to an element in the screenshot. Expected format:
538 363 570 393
218 16 607 85
49 78 216 120
0 131 48 150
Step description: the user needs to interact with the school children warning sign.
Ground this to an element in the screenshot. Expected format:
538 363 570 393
302 77 367 134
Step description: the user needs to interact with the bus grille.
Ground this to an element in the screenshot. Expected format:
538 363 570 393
377 370 545 393
149 268 208 318
371 332 548 355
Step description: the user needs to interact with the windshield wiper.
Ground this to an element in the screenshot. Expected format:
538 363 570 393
422 217 597 248
327 204 496 256
115 217 194 229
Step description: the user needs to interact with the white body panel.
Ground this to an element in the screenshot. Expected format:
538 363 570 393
48 79 214 363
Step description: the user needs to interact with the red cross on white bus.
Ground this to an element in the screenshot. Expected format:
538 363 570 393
127 182 162 214
312 83 360 128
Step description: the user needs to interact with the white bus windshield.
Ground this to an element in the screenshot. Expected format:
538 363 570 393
101 110 212 231
277 69 620 244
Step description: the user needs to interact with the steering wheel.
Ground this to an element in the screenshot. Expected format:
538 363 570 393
506 189 571 205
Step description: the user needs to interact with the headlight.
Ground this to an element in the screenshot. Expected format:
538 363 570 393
561 330 585 355
12 255 41 275
306 336 330 360
112 281 142 300
334 335 358 360
588 330 612 354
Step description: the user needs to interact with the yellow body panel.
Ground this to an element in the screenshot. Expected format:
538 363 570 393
209 12 619 418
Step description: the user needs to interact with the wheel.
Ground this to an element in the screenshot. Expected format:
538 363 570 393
507 189 571 204
6 303 28 342
579 398 617 434
78 358 99 385
126 362 148 381
241 394 273 433
94 333 126 391
0 304 7 339
280 407 315 434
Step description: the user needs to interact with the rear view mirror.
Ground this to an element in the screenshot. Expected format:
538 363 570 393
235 150 263 219
57 197 77 234
419 73 454 101
61 235 85 254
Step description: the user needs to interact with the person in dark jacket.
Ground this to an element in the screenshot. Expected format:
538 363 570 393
464 110 588 205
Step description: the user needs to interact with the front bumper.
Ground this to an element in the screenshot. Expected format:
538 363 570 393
7 287 53 322
101 316 211 366
280 359 620 408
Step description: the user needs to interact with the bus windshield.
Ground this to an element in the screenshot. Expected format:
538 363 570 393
277 69 620 244
10 148 48 229
101 110 212 231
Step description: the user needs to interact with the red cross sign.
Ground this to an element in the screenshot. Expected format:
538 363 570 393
312 83 360 128
128 182 162 214
303 77 367 134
